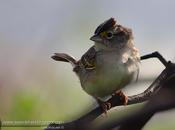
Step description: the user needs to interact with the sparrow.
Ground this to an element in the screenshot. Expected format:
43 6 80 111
52 18 140 112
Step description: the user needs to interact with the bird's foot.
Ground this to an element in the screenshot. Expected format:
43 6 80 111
112 90 128 105
96 99 111 114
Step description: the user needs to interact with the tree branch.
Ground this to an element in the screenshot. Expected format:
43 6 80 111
140 51 168 67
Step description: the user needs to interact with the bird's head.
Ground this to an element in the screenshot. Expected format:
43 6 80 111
90 18 133 50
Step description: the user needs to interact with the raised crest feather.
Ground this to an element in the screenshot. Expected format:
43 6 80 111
94 18 116 35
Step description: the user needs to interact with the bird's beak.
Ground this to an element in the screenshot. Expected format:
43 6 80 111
90 34 102 43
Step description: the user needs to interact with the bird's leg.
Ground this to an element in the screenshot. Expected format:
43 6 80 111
112 90 128 105
95 91 128 114
95 98 111 114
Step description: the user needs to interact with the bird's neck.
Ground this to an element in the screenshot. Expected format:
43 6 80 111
94 42 129 54
94 42 119 52
94 42 108 51
94 40 140 62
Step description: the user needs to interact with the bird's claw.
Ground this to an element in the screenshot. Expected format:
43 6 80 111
96 99 112 114
101 102 111 114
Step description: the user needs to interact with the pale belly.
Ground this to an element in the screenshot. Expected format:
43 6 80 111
80 52 136 98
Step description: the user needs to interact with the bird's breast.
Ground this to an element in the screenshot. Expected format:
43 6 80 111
80 51 137 98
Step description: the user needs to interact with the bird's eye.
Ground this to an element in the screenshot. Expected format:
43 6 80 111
106 31 113 39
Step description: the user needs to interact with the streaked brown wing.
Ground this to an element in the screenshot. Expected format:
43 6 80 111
80 46 96 70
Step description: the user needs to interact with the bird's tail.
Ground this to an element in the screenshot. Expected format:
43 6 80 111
51 53 77 67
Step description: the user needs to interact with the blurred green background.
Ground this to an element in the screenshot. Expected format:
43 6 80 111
0 0 175 130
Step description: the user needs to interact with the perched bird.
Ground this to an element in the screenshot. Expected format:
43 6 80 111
52 18 140 112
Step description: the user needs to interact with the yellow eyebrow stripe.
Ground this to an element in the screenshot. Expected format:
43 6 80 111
100 32 106 37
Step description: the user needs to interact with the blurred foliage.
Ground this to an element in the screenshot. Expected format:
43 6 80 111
10 92 38 120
